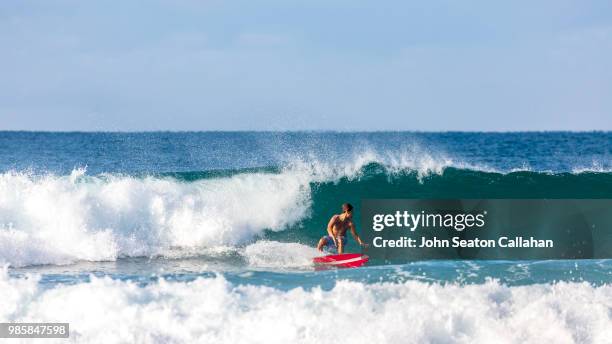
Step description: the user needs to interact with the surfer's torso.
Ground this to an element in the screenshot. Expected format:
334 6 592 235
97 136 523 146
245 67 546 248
330 214 352 238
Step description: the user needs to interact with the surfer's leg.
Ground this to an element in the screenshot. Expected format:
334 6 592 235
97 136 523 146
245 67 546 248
337 236 344 253
317 236 328 251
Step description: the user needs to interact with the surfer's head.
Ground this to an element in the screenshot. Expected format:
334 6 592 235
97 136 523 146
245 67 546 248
342 203 353 215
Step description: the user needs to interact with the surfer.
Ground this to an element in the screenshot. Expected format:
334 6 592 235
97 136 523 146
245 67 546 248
317 203 367 253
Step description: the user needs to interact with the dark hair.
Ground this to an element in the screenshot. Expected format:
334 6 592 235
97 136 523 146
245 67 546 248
342 203 353 212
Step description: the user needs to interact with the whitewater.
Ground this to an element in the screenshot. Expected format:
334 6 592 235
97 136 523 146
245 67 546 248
2 267 612 344
1 132 611 344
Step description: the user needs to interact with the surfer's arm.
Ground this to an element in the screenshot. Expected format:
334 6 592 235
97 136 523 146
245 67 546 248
349 222 366 246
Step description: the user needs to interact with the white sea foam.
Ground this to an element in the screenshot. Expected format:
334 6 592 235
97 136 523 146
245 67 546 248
1 269 611 344
242 241 320 269
0 169 312 267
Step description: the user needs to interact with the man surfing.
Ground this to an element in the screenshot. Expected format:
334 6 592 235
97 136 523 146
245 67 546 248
317 203 367 254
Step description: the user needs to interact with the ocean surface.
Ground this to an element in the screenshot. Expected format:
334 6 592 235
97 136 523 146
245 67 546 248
1 131 612 343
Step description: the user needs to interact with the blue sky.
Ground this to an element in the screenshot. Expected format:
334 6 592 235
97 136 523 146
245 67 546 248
1 0 611 131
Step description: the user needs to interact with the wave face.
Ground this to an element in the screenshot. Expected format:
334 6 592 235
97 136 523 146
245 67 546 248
1 157 612 267
2 268 611 344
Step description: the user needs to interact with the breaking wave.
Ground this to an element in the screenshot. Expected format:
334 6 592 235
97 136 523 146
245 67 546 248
1 150 611 267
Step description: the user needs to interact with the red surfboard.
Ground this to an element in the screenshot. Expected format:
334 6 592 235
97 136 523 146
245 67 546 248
313 253 369 269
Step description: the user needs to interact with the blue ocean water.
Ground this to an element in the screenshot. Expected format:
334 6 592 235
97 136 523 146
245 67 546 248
1 131 611 343
2 131 611 174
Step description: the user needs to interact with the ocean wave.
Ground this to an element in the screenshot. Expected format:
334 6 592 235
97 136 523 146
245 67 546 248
1 151 612 267
0 149 474 267
1 269 611 344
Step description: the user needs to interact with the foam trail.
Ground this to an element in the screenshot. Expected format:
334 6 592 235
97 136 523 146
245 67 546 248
1 269 611 343
242 241 320 269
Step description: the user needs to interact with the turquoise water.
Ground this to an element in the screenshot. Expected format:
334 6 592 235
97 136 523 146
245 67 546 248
11 259 612 291
1 132 611 343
